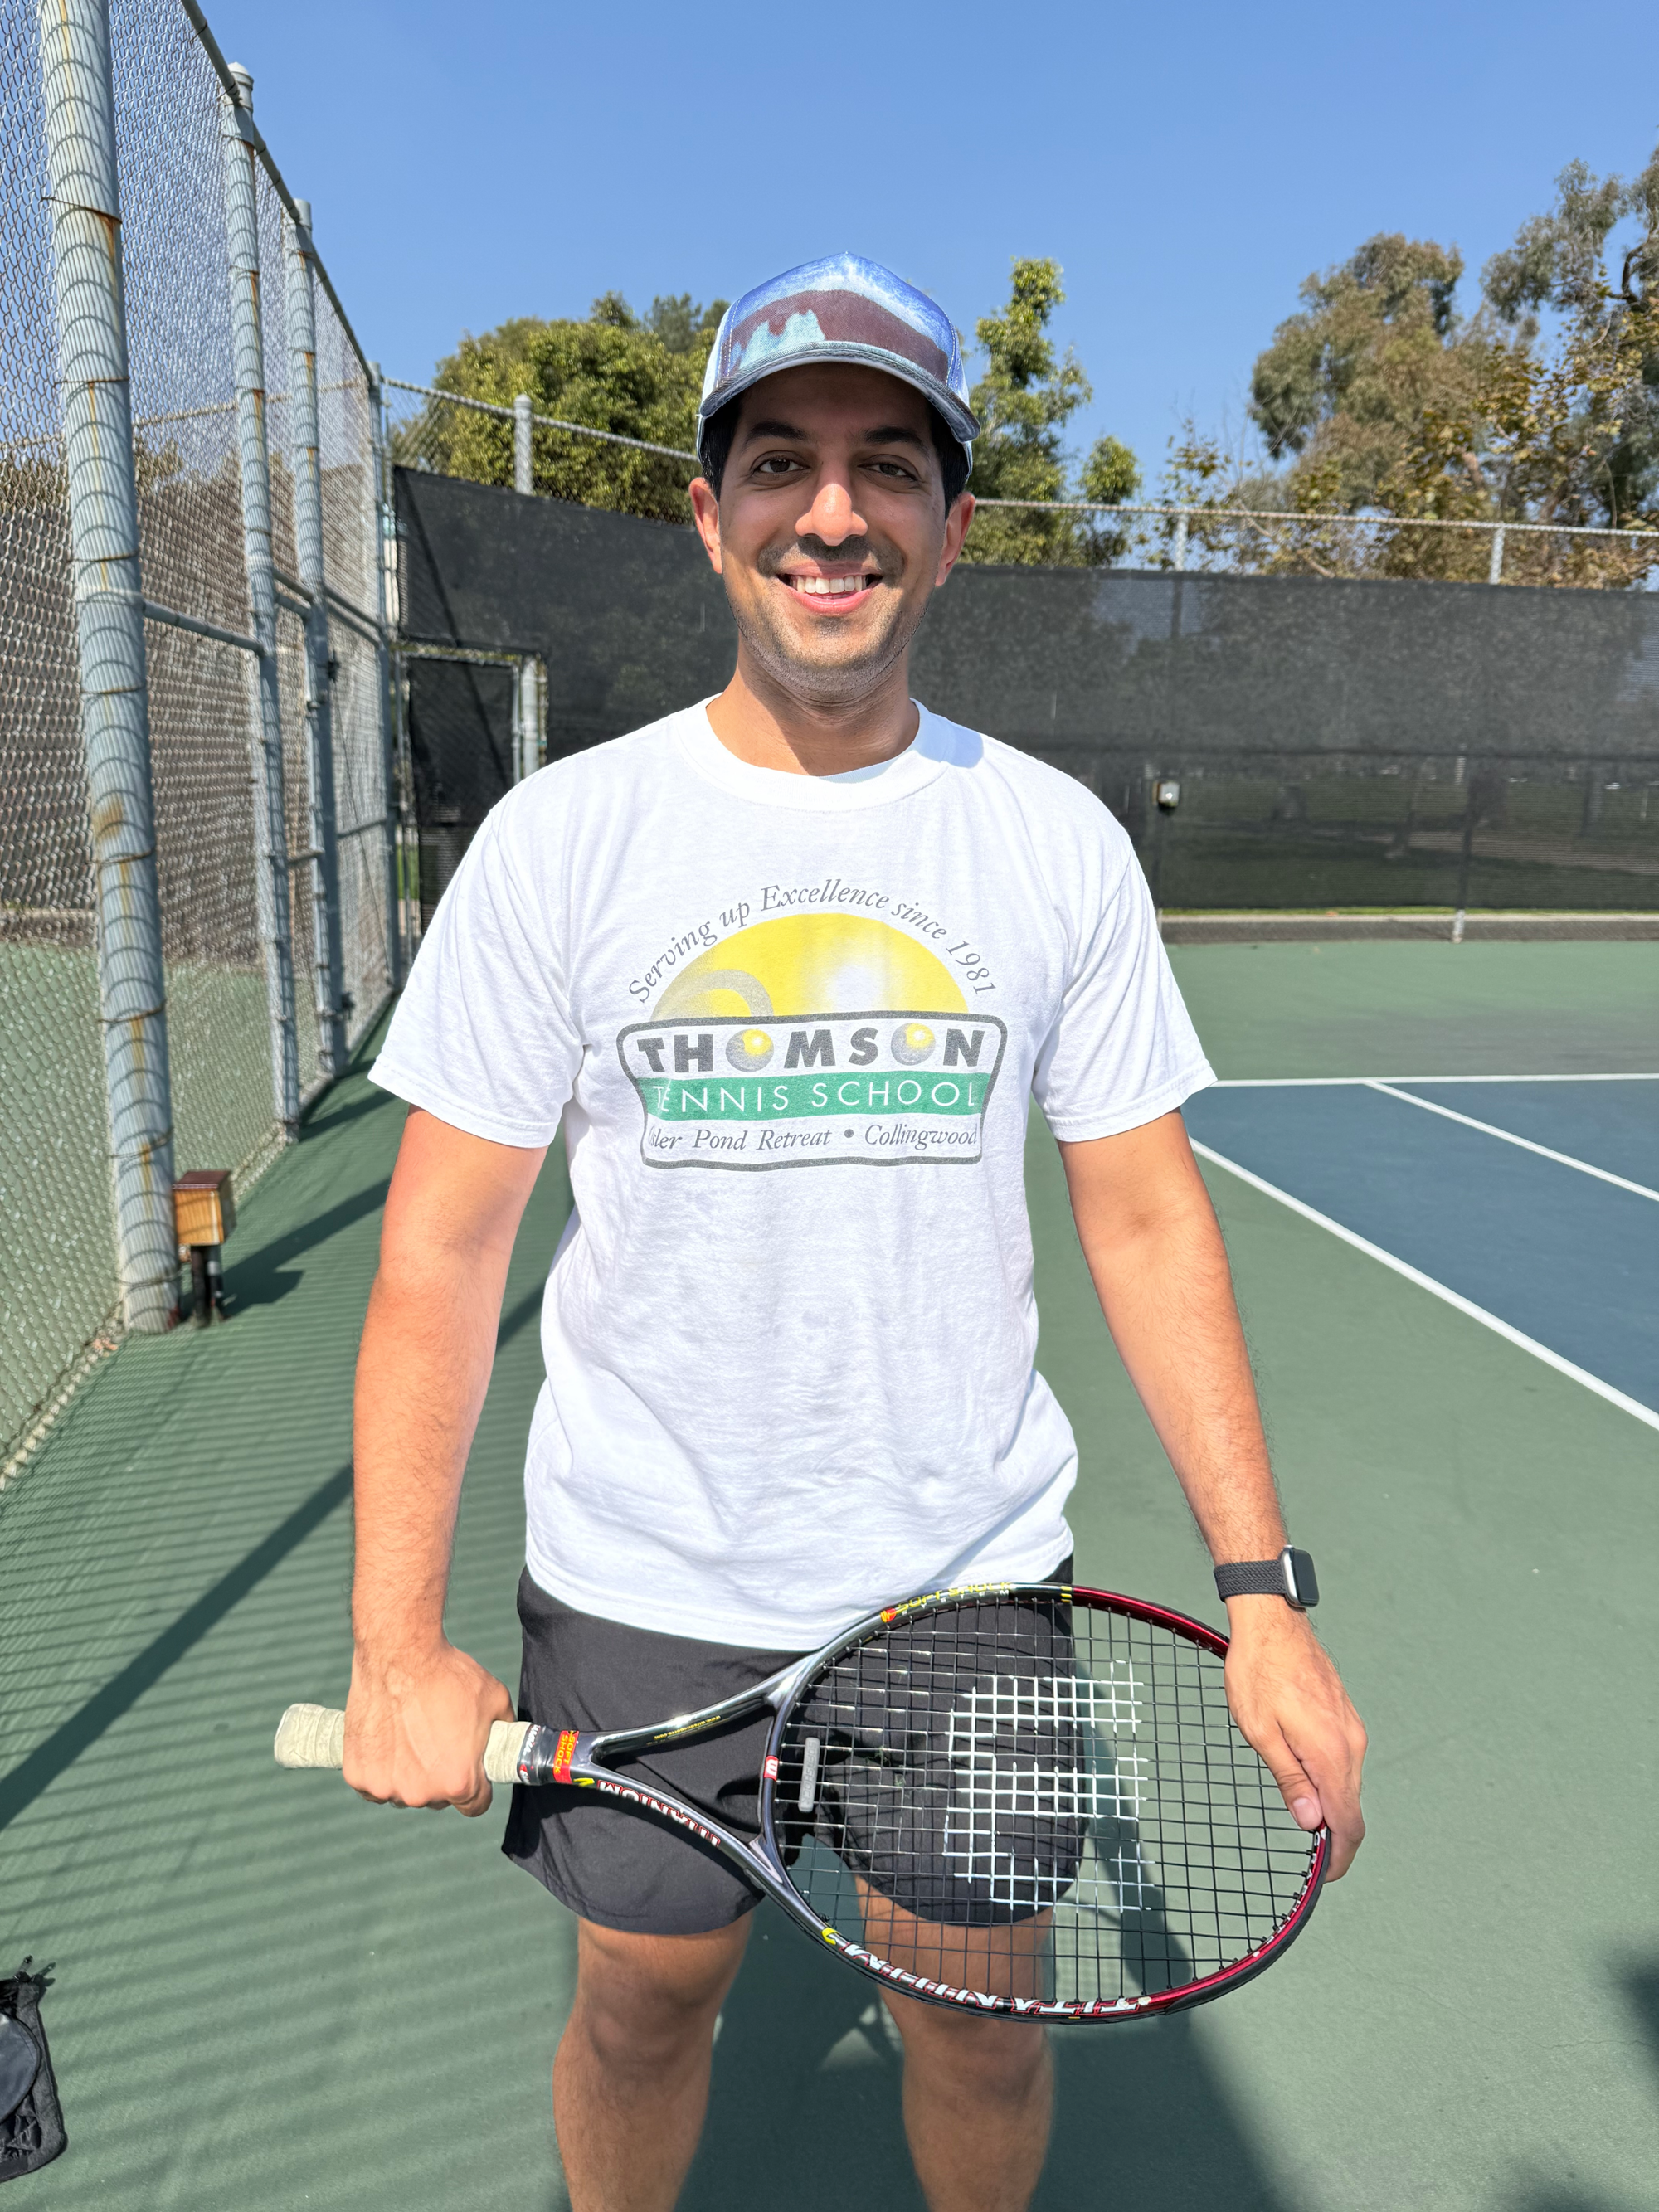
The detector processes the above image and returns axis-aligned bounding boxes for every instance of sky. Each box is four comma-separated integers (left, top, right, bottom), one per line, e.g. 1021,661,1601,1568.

208,0,1659,493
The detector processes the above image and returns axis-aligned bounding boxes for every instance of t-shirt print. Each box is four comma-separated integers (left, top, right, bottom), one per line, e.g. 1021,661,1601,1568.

620,909,1007,1170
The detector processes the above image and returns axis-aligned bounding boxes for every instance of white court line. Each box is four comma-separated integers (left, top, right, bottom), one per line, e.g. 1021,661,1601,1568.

1214,1073,1659,1087
1364,1081,1659,1204
1190,1140,1659,1434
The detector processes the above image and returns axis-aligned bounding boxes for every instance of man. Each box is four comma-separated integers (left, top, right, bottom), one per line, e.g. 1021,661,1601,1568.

348,253,1365,2212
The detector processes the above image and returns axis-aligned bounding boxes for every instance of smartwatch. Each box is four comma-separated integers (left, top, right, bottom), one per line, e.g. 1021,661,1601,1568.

1214,1548,1319,1611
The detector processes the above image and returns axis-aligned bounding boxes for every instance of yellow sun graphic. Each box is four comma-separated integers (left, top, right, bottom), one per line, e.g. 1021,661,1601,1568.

653,914,966,1018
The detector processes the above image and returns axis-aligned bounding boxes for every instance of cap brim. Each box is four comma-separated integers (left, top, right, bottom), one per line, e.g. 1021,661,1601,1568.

697,343,979,465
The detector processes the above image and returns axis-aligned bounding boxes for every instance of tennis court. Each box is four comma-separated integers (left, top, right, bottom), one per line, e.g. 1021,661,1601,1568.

2,940,1656,2210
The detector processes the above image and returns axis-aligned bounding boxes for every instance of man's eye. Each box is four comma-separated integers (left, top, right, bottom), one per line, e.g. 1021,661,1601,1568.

868,460,917,480
754,455,803,476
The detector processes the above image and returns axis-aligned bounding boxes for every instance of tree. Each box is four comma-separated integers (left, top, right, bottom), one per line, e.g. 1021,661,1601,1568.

394,292,726,522
960,259,1141,566
1243,146,1659,585
1248,234,1478,518
1464,151,1659,580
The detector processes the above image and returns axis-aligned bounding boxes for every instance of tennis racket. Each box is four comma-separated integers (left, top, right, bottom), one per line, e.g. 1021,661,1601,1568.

275,1581,1326,2022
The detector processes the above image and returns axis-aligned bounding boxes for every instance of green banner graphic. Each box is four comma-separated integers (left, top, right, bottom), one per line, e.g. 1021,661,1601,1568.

618,1013,1008,1172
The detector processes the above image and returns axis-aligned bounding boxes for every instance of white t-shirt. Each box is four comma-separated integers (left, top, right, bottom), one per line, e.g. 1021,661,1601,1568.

371,703,1214,1646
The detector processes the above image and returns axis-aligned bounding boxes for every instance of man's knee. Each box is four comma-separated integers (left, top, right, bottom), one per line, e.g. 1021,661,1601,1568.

572,1916,750,2070
883,1991,1048,2093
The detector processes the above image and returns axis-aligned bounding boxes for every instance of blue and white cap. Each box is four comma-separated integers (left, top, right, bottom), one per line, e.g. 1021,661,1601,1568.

698,253,978,469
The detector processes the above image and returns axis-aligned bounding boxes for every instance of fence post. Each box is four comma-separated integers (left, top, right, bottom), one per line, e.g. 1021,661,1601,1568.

1487,524,1506,586
367,361,403,989
1172,509,1189,572
221,66,300,1136
36,0,178,1331
284,196,348,1077
514,391,533,496
514,658,541,782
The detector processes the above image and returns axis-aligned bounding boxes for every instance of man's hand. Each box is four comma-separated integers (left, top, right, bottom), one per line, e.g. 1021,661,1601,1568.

343,1641,515,1817
1223,1600,1366,1878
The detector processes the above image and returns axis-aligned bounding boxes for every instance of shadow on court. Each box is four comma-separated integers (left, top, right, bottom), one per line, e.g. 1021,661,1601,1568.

1502,1958,1659,2212
683,1903,1292,2212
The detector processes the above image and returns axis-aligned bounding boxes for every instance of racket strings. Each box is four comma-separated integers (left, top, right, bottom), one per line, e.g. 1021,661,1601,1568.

773,1596,1317,2007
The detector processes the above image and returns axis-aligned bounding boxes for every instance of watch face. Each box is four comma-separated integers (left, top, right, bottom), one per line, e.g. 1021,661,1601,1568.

1285,1548,1319,1609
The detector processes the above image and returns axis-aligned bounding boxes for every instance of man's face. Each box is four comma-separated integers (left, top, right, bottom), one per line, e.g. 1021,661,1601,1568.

689,364,974,706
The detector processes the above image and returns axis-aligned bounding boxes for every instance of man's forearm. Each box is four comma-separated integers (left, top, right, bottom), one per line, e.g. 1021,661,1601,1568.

350,1107,544,1668
351,1250,508,1659
1058,1118,1284,1564
1059,1115,1367,1874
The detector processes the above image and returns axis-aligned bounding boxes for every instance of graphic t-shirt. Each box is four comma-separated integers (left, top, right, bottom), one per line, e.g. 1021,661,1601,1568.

371,704,1214,1646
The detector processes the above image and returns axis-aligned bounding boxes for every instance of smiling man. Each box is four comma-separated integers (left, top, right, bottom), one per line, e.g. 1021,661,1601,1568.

348,254,1366,2211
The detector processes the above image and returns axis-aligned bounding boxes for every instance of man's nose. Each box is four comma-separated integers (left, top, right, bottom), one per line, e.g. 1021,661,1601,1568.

794,477,868,547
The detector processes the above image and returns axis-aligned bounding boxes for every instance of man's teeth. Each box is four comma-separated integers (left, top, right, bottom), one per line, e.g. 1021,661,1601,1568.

787,575,875,596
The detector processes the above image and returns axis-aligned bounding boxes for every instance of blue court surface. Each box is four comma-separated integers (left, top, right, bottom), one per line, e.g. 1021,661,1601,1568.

1183,1076,1659,1426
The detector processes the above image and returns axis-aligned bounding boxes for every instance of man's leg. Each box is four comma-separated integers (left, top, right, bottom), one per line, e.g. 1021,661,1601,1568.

857,1881,1054,2211
884,1991,1053,2212
552,1914,750,2212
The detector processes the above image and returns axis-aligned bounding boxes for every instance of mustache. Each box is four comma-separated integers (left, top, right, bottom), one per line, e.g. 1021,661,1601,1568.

761,533,897,578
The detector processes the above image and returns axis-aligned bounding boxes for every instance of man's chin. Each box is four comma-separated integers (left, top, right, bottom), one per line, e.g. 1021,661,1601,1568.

740,597,913,692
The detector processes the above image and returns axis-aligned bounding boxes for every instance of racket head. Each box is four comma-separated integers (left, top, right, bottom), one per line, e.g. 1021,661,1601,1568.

760,1582,1327,2022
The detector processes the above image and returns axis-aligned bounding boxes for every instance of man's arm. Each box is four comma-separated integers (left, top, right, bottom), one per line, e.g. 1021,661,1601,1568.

1057,1110,1367,1878
345,1106,547,1815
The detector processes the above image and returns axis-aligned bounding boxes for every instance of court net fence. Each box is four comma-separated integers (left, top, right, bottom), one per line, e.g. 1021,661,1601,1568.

392,465,1659,928
2,0,400,1475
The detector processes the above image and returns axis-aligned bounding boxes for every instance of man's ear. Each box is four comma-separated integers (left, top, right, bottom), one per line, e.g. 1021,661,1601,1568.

934,492,975,587
689,477,724,575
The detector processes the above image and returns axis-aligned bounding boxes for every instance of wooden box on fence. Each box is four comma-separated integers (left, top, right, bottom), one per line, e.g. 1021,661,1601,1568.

173,1169,236,1252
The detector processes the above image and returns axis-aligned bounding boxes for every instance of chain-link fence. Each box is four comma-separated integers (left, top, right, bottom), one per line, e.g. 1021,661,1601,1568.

383,377,701,526
2,0,397,1475
972,501,1659,588
377,377,1659,589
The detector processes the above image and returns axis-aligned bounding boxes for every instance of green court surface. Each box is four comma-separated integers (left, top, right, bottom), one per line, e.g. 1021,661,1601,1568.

2,944,1655,2210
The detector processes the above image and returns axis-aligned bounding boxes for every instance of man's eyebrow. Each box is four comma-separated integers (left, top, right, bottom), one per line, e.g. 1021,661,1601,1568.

737,418,809,446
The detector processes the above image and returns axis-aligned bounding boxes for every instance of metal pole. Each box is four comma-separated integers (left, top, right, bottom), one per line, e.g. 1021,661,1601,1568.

512,657,540,783
37,0,177,1331
392,650,418,953
1172,509,1189,572
367,360,402,989
1487,523,1506,586
513,391,533,496
222,66,299,1136
523,658,541,779
285,195,347,1076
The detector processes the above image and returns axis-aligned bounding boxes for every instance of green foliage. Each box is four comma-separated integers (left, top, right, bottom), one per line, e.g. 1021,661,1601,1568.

1248,234,1472,503
1241,145,1659,583
960,258,1141,566
394,291,727,522
399,265,1155,557
1079,435,1140,506
963,258,1087,563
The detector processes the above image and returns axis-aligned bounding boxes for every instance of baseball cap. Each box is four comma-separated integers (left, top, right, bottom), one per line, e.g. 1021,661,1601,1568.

697,252,979,471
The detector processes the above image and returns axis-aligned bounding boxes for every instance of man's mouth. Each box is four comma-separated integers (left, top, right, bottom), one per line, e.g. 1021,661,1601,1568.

776,571,881,604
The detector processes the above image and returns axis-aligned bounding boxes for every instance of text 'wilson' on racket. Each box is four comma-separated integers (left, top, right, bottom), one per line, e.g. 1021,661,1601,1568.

275,1581,1327,2021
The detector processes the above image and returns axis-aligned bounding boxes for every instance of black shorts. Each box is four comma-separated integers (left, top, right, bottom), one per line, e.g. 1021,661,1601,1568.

502,1556,1073,1937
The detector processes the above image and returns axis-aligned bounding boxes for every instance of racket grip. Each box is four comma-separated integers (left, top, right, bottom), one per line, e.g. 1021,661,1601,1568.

273,1704,533,1786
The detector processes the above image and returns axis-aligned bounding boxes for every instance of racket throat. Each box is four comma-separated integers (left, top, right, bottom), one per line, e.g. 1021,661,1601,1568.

517,1724,593,1786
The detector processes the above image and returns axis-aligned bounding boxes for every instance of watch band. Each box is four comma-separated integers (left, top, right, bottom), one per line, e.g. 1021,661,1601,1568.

1214,1548,1318,1609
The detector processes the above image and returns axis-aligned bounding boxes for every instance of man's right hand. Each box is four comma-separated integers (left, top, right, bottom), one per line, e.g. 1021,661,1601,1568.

343,1641,515,1816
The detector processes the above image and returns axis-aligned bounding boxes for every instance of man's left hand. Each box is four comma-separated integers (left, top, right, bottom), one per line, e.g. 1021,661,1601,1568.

1223,1600,1367,1879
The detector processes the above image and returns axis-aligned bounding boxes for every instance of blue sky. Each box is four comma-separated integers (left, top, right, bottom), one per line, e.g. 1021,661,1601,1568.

208,0,1659,493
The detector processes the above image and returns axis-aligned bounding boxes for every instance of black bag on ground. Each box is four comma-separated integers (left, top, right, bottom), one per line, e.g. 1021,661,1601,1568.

0,1962,66,2181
